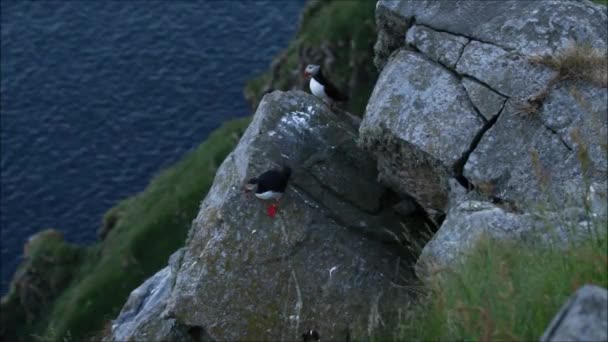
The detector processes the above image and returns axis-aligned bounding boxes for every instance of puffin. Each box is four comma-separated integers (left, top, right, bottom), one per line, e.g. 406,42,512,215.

244,165,292,218
303,64,348,106
302,329,320,342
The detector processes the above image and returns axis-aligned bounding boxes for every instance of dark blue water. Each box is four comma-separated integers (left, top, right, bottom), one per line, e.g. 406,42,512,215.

0,0,305,294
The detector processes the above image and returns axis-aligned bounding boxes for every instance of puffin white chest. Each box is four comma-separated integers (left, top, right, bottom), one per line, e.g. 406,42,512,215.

255,191,283,201
309,77,328,100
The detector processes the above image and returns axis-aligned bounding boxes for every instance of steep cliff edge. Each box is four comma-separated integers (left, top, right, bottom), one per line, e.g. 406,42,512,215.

0,119,251,342
110,1,606,340
5,1,607,341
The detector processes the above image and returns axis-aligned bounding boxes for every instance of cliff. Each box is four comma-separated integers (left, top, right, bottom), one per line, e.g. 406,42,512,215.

108,1,606,340
2,0,607,341
1,118,251,341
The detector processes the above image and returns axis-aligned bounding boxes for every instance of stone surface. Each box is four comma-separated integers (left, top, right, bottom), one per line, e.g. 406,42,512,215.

406,24,469,69
415,201,532,277
456,40,557,99
109,249,198,342
541,285,608,342
374,3,410,70
359,49,484,213
461,77,506,121
416,181,607,278
463,98,606,210
377,0,608,56
539,82,608,175
113,91,427,341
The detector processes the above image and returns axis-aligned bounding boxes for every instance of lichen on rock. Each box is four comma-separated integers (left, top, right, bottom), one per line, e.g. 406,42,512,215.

111,91,430,341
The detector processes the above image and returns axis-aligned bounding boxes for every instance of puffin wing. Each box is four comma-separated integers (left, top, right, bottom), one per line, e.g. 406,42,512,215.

256,169,289,194
324,80,348,102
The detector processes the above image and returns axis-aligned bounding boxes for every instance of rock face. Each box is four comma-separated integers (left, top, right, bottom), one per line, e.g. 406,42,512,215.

110,91,427,341
540,285,608,342
360,49,485,214
108,249,199,342
414,201,531,277
378,0,607,57
362,0,608,274
110,1,608,339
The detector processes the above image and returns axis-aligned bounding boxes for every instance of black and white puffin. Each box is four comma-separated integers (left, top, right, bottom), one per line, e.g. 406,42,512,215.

244,165,292,217
303,64,348,105
302,329,320,342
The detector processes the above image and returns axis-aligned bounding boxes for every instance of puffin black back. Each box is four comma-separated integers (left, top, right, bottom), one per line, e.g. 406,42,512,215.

315,70,348,102
253,165,291,194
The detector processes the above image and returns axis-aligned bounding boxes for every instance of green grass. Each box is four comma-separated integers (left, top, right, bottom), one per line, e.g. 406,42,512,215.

244,0,378,116
1,230,85,342
395,227,608,341
1,117,251,342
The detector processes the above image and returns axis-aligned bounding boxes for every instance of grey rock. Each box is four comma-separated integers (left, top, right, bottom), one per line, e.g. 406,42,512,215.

415,201,533,278
461,77,506,121
406,24,469,69
153,91,423,341
539,82,608,175
109,249,195,342
415,195,607,279
588,182,608,221
456,40,557,99
377,0,607,56
359,49,484,213
463,98,605,211
374,3,410,70
540,285,608,342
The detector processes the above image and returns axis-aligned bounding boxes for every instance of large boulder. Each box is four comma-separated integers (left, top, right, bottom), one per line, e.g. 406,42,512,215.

415,192,608,277
362,0,607,240
359,49,485,215
415,201,532,278
377,0,607,59
107,249,201,342
541,285,608,342
110,91,428,341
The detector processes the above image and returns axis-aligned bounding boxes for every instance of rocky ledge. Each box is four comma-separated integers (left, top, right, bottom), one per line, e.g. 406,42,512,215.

361,0,607,274
108,91,433,341
107,0,607,340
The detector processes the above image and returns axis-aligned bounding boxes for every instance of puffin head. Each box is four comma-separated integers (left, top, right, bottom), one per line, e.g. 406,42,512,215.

244,178,258,192
303,64,320,78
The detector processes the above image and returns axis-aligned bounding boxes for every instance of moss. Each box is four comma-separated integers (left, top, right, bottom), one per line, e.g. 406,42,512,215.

1,230,84,342
1,117,251,342
244,0,378,116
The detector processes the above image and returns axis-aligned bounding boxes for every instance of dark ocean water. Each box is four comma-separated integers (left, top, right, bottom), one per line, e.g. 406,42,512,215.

0,0,305,294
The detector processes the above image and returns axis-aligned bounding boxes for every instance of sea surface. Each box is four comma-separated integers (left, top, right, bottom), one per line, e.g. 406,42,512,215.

0,0,305,294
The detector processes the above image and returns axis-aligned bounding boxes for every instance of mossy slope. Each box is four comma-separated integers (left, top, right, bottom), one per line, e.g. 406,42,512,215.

1,117,251,341
244,0,378,116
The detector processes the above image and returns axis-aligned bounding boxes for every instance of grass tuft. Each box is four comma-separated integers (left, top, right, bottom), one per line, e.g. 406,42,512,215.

395,227,608,341
531,42,608,88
